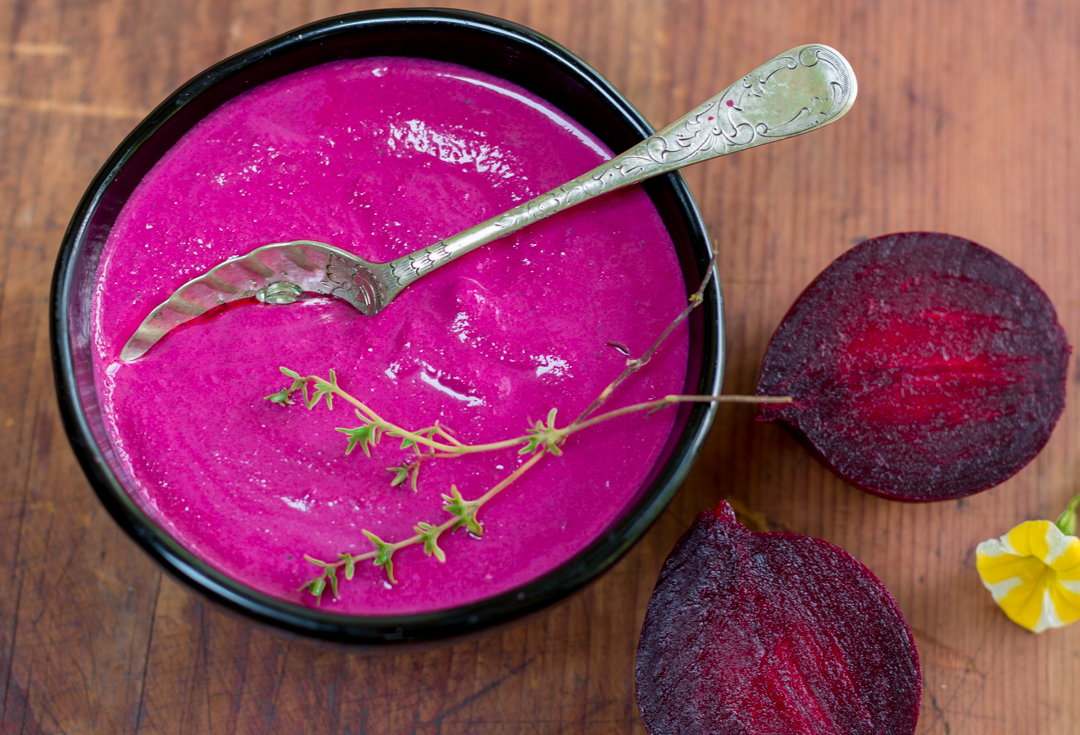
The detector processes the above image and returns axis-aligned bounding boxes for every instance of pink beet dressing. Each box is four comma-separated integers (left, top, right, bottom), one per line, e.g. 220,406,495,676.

91,58,690,615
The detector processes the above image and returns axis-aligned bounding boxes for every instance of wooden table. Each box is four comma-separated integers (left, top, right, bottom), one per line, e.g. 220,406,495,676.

2,0,1077,732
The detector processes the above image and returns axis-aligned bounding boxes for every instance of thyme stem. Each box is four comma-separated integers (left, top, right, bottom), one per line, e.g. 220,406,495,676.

565,394,792,436
572,255,718,425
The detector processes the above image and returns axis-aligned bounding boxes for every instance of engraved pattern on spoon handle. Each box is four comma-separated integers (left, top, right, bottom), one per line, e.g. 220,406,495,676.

387,44,856,291
122,44,858,362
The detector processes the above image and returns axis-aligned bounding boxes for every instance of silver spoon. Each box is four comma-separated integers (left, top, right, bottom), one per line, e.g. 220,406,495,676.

120,44,856,362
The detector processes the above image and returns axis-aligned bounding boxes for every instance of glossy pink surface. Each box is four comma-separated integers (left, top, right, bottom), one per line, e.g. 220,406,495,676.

91,58,689,614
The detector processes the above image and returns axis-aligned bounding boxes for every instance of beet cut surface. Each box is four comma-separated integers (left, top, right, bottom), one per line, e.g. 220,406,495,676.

635,502,921,735
756,232,1070,501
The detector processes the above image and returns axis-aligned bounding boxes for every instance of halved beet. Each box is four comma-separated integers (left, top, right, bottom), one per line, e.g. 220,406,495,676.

635,502,921,735
756,232,1070,501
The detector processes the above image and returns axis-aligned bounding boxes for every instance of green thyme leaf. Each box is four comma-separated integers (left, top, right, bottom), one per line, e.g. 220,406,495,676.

339,553,357,580
302,576,326,602
415,522,447,563
520,408,564,456
301,370,339,410
399,426,437,454
304,554,332,568
321,369,339,410
326,566,339,599
337,422,381,457
265,388,294,406
442,485,483,537
388,465,410,487
267,367,308,405
305,384,326,410
311,384,334,410
362,530,397,584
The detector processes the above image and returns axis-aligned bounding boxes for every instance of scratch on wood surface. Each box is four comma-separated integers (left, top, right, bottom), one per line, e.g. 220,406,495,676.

0,95,148,120
2,674,42,734
911,628,986,678
1,42,70,56
89,565,129,595
225,625,252,735
921,622,1000,734
32,406,53,465
929,694,951,735
133,575,162,734
0,578,35,735
258,638,292,731
2,382,37,726
200,603,213,733
424,657,534,730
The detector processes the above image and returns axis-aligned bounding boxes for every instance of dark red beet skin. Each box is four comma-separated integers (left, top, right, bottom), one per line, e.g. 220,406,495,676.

635,502,921,735
756,232,1070,501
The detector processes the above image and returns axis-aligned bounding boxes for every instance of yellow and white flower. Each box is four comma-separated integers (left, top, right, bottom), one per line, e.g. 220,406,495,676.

976,516,1080,633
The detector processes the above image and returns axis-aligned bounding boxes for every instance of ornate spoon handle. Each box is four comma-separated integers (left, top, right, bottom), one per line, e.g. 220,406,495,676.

385,44,856,294
120,44,856,362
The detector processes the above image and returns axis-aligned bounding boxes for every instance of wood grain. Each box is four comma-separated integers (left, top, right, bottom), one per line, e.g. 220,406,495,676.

2,0,1078,732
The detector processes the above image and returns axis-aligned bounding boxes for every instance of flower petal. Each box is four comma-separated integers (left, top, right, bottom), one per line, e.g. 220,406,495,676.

1005,520,1053,560
977,520,1080,632
1047,581,1080,626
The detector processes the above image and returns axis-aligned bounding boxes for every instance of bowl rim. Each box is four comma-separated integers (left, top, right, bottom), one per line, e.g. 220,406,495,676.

50,7,725,643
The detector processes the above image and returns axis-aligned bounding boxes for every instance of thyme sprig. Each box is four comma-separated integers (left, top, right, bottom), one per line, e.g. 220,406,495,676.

271,370,786,473
269,258,791,603
291,451,549,601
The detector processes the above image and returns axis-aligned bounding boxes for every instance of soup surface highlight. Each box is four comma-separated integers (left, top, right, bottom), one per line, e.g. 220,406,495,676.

92,57,690,615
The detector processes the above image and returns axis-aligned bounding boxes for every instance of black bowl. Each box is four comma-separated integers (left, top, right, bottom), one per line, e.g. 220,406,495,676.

50,8,724,644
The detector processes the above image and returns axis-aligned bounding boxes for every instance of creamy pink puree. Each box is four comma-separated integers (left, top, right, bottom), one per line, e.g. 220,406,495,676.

92,58,689,615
